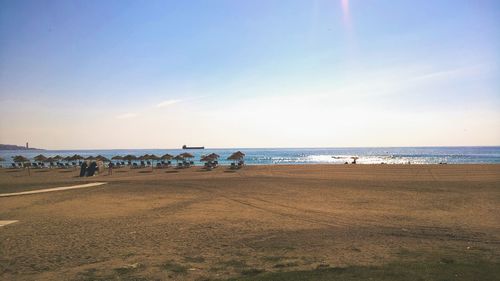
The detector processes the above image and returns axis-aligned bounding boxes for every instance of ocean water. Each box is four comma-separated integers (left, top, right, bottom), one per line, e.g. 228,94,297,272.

1,147,499,165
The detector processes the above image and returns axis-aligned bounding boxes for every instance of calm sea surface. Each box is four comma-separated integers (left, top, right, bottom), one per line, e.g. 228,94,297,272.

1,147,499,165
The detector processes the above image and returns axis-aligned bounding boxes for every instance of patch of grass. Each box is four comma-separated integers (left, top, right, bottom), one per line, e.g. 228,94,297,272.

114,263,144,275
162,261,188,274
262,256,285,262
240,268,264,276
273,262,299,268
228,258,500,281
184,256,206,263
220,259,247,269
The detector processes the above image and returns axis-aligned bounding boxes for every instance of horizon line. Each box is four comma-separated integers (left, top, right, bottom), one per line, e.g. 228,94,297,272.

2,145,500,151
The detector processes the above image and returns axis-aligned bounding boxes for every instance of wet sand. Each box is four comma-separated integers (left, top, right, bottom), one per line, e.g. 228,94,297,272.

0,164,499,280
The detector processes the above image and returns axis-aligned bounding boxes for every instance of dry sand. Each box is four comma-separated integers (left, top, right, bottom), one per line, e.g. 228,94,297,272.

0,164,499,280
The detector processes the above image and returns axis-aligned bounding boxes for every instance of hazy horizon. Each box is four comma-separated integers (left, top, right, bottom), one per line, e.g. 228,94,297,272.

1,0,499,149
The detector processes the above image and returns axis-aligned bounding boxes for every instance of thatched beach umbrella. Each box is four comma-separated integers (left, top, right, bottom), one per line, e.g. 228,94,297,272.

208,153,220,159
13,155,31,174
180,152,194,159
173,155,184,164
71,154,84,161
13,155,29,163
228,151,245,160
200,155,214,162
148,154,160,161
112,155,123,161
233,151,246,157
123,155,137,161
85,156,96,161
52,155,63,161
227,154,242,161
161,153,173,160
96,155,110,162
34,154,48,162
147,154,160,169
68,155,84,166
228,151,245,167
122,155,137,167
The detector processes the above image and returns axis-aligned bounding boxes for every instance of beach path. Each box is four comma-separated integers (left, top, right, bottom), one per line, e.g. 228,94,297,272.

0,220,18,227
0,182,106,197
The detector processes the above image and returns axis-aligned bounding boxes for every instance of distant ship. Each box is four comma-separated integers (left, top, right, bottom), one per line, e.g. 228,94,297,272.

182,145,204,150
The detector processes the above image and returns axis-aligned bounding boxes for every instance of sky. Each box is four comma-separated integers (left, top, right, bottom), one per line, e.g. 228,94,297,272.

0,0,499,149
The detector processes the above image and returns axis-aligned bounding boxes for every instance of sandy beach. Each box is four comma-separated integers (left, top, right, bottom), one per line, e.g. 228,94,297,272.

0,164,499,280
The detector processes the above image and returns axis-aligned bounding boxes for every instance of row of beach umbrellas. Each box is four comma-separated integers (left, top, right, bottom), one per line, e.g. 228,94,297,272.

2,151,246,164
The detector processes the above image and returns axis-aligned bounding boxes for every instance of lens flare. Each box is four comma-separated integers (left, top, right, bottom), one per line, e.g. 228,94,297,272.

341,0,350,26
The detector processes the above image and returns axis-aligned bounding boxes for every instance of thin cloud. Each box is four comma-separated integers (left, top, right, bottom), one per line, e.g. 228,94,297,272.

115,113,138,119
156,99,181,108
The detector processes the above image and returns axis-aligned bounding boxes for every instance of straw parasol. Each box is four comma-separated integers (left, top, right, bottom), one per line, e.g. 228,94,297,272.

208,153,220,159
12,155,31,174
227,154,242,161
112,155,123,160
138,154,149,161
146,154,160,169
12,155,29,163
161,153,173,160
85,156,96,161
123,155,137,161
52,155,63,161
233,151,246,157
148,154,161,161
34,154,48,162
228,151,245,160
173,155,184,163
96,155,110,162
200,155,215,162
71,154,84,161
180,152,194,159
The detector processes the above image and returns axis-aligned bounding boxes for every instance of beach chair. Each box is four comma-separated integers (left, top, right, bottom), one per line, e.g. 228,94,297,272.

11,163,17,169
32,163,38,168
230,162,237,169
132,163,138,169
140,161,146,168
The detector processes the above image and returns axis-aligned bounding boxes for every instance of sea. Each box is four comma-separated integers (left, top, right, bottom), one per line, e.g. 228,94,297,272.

1,147,500,165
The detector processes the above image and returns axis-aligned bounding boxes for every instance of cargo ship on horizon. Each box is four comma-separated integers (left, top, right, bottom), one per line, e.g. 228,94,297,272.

182,145,205,150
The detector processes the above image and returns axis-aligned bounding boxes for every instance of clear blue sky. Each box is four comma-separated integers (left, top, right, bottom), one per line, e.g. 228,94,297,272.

1,0,499,149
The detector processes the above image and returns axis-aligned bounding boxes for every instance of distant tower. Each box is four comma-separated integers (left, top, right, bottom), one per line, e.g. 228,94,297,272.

26,142,29,149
